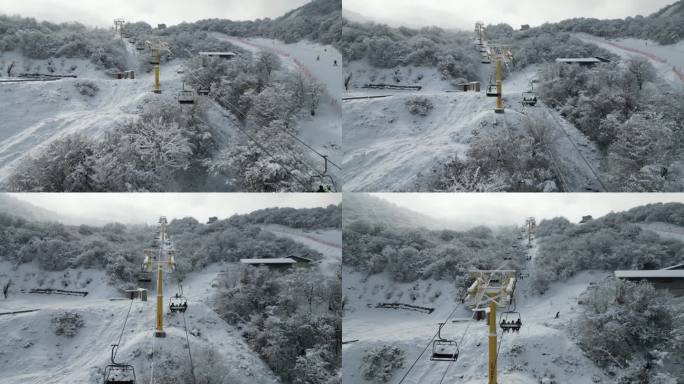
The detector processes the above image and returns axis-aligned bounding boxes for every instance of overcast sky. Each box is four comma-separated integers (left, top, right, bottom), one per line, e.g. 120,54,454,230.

372,193,684,227
0,0,309,27
11,193,340,225
344,0,674,30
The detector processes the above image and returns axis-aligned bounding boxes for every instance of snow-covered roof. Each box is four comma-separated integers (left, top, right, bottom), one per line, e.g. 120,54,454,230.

555,58,602,63
199,51,236,57
240,258,297,265
615,270,684,279
663,263,684,270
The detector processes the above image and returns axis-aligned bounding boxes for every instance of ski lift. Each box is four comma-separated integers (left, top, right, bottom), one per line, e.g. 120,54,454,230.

169,283,188,313
137,268,151,283
431,323,459,361
499,311,522,332
104,344,136,384
197,86,210,96
486,83,499,97
169,294,188,313
311,155,337,192
521,91,537,106
177,81,195,105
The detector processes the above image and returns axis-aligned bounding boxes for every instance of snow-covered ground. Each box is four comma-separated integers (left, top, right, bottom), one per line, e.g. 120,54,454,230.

345,61,456,93
343,240,611,384
0,261,279,384
575,33,684,89
0,50,196,184
261,224,341,277
343,91,494,191
639,221,684,243
342,54,608,192
213,34,343,183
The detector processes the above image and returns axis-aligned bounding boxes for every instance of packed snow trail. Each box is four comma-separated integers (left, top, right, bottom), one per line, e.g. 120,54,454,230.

575,33,684,88
261,224,341,277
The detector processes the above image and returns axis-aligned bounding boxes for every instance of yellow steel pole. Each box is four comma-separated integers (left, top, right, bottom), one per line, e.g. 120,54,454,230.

153,49,161,94
528,220,532,245
495,59,504,114
488,298,498,384
154,264,165,337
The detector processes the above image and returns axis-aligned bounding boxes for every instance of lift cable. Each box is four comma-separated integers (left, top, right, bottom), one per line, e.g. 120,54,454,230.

396,304,461,384
200,76,339,170
195,111,311,191
149,327,156,384
112,298,135,360
438,319,474,384
213,96,339,173
210,97,326,179
181,312,197,384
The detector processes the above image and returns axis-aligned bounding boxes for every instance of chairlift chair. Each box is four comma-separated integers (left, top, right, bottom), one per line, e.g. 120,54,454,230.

486,84,499,97
431,323,459,362
104,344,136,384
521,91,537,106
311,155,337,192
169,294,188,313
499,311,523,332
177,81,196,105
137,270,151,283
197,86,210,96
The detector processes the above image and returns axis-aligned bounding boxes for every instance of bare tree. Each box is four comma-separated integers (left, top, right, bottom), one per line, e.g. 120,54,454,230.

627,57,656,91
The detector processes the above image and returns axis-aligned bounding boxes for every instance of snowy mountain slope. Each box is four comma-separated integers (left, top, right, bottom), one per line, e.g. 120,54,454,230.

212,33,343,176
0,194,63,222
575,33,684,88
343,257,611,384
342,91,492,191
638,221,684,242
261,224,341,277
0,262,279,384
0,53,193,184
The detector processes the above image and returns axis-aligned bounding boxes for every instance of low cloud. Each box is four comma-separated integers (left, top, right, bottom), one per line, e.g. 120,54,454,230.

344,0,673,30
0,0,309,27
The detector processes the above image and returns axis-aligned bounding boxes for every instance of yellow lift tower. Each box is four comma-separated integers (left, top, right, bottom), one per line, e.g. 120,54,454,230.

525,217,536,246
142,216,176,337
487,43,513,114
113,19,126,39
465,270,517,384
145,41,171,94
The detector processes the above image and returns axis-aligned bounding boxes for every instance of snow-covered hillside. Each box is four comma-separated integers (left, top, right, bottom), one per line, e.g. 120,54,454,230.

213,34,343,178
0,49,194,183
261,224,341,276
575,33,684,88
343,264,610,384
0,261,279,384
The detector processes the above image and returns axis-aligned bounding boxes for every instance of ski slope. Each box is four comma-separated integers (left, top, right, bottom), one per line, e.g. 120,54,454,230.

342,91,493,191
212,34,343,184
0,261,279,384
342,236,610,384
261,224,342,277
575,33,684,89
0,49,201,185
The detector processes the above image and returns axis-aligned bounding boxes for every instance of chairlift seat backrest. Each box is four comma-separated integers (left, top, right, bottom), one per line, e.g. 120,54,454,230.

431,339,459,361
